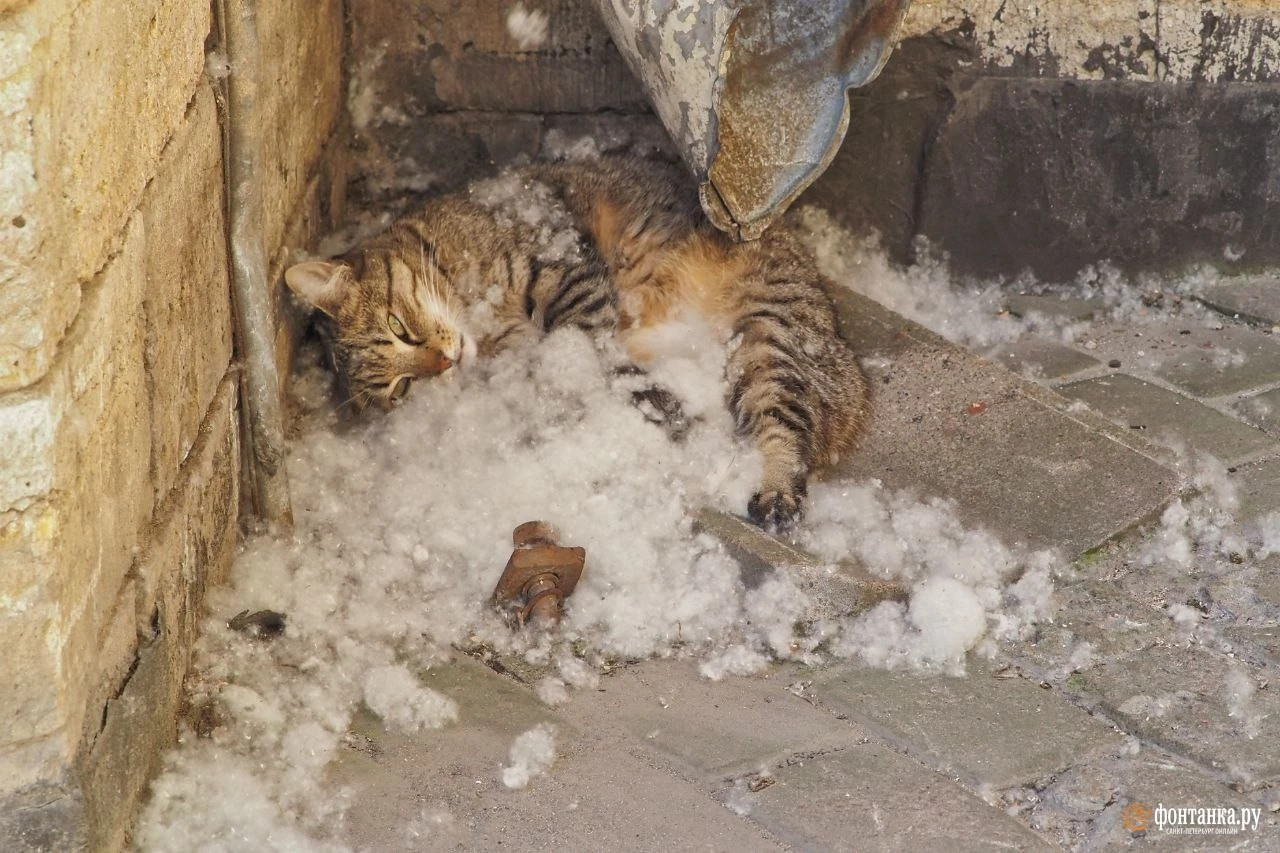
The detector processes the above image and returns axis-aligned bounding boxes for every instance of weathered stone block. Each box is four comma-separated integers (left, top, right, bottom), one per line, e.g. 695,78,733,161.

348,0,644,117
576,660,855,781
807,661,1127,791
832,292,1178,555
1153,324,1280,398
0,218,151,764
1058,374,1274,463
0,776,87,853
257,0,345,259
1081,645,1280,787
1233,384,1280,438
902,1,1279,83
988,339,1100,381
798,35,970,264
0,600,61,762
141,84,232,505
133,376,240,651
917,78,1280,281
1197,275,1280,328
732,740,1055,851
0,0,210,392
81,375,239,853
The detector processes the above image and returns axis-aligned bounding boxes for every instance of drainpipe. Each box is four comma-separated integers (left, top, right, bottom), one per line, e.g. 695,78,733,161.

592,0,912,241
214,0,293,526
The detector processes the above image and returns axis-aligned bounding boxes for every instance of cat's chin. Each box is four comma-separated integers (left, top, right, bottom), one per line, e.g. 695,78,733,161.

458,333,478,368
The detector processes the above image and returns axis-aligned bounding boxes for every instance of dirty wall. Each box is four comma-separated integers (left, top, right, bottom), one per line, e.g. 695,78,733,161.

0,0,344,848
349,0,1280,280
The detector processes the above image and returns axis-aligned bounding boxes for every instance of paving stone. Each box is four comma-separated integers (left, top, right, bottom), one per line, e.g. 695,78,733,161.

1097,754,1279,850
1223,623,1280,671
695,509,907,621
1079,645,1280,787
732,741,1055,852
1235,386,1280,438
804,662,1126,790
1034,748,1278,850
1196,276,1280,328
1018,580,1166,678
333,656,784,851
987,338,1101,380
1153,325,1280,398
567,660,858,781
1233,457,1280,521
835,315,1178,555
1058,374,1274,463
1003,293,1106,323
415,655,563,741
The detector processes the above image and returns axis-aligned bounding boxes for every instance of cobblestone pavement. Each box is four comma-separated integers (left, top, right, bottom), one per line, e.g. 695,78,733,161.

336,277,1280,851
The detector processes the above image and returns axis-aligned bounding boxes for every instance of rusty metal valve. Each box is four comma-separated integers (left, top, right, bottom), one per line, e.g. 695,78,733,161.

490,521,586,629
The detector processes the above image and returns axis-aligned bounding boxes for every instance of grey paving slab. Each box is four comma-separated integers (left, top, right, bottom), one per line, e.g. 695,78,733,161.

1078,645,1280,787
1235,386,1280,437
731,741,1055,852
987,338,1101,380
1025,748,1278,850
835,329,1178,556
695,509,907,620
567,660,860,781
1058,374,1275,463
1234,457,1280,521
1100,754,1280,850
823,280,932,358
1017,579,1166,677
1004,293,1106,323
418,653,563,738
803,662,1126,791
1153,324,1280,398
1224,623,1280,671
1196,276,1280,328
333,656,784,852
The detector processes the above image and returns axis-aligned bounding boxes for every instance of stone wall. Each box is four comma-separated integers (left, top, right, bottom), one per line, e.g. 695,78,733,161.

0,0,345,848
349,0,1280,281
806,0,1280,279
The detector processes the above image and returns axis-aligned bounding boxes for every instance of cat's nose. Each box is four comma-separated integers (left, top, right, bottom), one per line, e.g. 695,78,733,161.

413,348,453,377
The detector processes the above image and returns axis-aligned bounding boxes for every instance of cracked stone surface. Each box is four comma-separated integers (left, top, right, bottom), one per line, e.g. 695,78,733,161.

1058,374,1275,463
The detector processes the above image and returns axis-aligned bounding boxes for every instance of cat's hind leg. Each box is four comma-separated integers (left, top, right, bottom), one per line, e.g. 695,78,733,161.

727,322,817,532
725,283,869,534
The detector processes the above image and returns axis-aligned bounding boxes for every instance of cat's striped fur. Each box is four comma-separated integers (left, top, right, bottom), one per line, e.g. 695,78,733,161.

286,157,868,531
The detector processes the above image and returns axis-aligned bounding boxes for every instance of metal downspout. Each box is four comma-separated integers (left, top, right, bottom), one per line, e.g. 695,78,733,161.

214,0,293,526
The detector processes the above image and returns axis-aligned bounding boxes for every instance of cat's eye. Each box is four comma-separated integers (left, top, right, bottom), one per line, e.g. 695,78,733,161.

388,314,412,343
389,376,411,401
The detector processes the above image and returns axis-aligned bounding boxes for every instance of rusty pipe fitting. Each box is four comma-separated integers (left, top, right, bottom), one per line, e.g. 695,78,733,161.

491,522,586,629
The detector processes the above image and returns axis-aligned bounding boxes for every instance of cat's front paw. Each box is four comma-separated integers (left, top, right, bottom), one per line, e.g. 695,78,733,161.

747,486,805,534
631,386,691,441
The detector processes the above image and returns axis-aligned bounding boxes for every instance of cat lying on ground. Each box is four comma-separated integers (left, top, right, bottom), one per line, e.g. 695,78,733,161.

285,156,868,532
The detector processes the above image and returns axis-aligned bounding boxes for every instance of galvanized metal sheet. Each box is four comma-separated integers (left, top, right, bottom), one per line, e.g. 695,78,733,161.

592,0,911,240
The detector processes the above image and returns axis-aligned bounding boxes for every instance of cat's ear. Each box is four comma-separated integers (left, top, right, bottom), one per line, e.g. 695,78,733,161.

285,260,346,317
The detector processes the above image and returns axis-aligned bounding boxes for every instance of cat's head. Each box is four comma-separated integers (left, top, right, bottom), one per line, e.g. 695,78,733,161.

285,235,474,412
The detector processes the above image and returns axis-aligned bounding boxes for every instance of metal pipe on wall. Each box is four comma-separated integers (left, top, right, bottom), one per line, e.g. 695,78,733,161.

215,0,293,526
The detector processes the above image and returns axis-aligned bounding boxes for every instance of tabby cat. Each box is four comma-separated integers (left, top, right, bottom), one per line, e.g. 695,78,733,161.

285,157,868,532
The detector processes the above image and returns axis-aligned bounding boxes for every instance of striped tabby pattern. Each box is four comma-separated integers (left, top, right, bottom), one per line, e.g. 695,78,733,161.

285,157,868,531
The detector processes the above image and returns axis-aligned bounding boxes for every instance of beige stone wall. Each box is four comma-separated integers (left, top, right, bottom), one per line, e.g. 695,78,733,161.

903,0,1280,81
0,0,345,847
